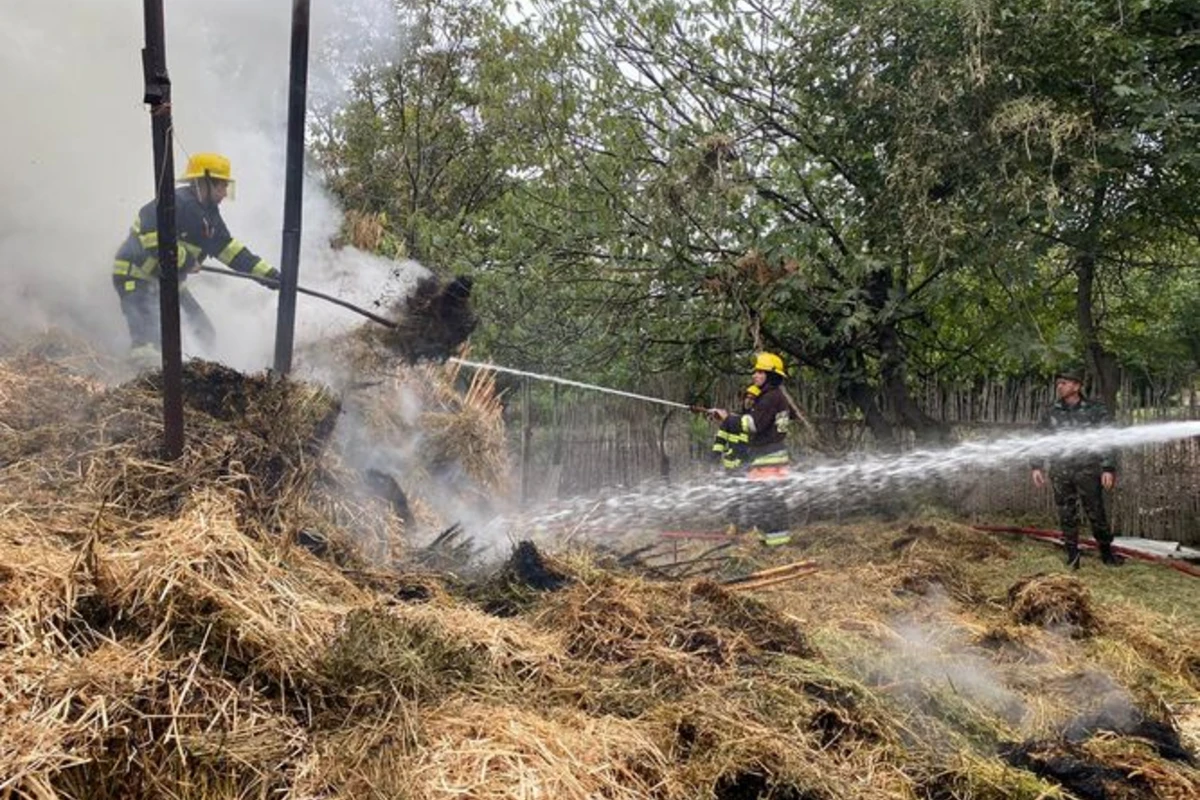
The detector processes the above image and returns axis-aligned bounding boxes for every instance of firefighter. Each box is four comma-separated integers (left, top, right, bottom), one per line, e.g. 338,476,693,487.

710,384,761,471
710,352,793,545
111,152,279,367
1029,365,1119,569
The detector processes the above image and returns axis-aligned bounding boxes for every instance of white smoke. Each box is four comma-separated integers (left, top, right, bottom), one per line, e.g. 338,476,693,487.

0,1,515,564
0,0,423,372
886,599,1027,727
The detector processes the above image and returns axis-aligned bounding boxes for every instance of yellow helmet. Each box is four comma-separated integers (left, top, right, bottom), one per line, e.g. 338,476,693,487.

180,152,234,183
752,351,786,377
745,385,762,398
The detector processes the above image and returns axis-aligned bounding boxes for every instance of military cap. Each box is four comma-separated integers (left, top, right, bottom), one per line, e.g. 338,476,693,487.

1054,364,1085,383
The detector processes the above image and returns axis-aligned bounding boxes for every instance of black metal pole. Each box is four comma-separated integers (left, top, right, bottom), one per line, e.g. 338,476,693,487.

273,0,311,375
142,0,184,459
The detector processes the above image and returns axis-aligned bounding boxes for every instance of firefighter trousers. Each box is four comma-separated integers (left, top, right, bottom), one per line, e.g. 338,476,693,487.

113,277,214,350
742,463,791,541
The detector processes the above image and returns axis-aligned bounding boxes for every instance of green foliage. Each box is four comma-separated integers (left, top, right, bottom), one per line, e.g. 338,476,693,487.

319,0,1200,430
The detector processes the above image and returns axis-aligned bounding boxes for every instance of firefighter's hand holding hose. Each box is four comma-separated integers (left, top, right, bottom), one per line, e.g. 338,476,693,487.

707,408,730,422
258,266,281,289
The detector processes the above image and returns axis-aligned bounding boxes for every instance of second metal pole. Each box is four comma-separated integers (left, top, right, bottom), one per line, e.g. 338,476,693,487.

273,0,311,375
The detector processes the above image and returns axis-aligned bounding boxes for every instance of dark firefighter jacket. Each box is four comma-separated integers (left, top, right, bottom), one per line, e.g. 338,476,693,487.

736,385,790,466
1029,397,1116,474
113,185,274,289
711,415,751,470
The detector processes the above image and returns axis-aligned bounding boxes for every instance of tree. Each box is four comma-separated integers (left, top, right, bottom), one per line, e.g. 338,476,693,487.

311,0,537,268
321,0,1200,434
922,0,1200,407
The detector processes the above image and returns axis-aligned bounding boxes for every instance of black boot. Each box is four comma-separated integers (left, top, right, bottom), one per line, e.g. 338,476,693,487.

1064,543,1081,570
1099,543,1124,567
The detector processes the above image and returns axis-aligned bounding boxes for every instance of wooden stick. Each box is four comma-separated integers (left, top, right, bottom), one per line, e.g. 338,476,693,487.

726,567,820,592
722,559,818,585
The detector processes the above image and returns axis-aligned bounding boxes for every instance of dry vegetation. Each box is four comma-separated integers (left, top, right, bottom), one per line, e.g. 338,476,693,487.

1,341,1198,799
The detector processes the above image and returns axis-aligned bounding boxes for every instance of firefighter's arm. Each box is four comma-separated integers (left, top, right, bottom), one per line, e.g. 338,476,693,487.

740,395,778,435
209,214,278,281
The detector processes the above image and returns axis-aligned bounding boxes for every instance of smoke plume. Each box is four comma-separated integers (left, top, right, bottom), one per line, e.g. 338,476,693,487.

0,0,422,371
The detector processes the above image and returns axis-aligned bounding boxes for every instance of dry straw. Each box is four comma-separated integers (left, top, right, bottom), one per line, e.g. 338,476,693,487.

1,342,1198,800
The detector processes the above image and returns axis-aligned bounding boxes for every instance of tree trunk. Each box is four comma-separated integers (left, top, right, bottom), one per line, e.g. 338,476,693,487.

847,378,896,447
1073,182,1119,410
1074,252,1119,409
879,322,952,444
863,262,951,445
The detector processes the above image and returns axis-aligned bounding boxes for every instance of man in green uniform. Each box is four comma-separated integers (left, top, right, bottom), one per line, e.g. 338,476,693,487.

111,152,279,367
1030,366,1119,569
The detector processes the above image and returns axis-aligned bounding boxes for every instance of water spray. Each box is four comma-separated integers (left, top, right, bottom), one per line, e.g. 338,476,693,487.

447,357,1200,553
503,420,1200,543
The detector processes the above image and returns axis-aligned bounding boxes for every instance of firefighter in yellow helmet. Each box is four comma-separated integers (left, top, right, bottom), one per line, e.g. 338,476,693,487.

111,153,279,367
710,352,793,545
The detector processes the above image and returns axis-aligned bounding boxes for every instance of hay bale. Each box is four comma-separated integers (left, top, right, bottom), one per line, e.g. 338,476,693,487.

689,579,813,658
309,345,513,530
404,359,511,495
0,522,80,652
0,356,102,432
0,359,345,538
320,607,484,703
1007,574,1096,635
1,633,308,798
648,697,847,799
402,700,669,800
0,355,103,467
94,492,370,683
378,275,477,363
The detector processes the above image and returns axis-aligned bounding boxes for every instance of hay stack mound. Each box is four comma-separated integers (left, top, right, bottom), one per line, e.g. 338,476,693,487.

2,348,1199,800
382,274,477,362
1007,573,1097,634
309,332,512,531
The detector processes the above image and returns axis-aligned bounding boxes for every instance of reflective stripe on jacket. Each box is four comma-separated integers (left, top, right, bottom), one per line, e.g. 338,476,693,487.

112,185,272,284
712,423,752,470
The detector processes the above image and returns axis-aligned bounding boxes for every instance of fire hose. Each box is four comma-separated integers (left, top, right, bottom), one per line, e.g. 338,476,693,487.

198,266,399,329
972,524,1200,579
203,266,791,424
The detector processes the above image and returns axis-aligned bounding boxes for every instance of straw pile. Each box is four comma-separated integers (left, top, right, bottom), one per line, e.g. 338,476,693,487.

378,274,477,363
1,346,1198,799
308,334,513,534
1006,573,1097,634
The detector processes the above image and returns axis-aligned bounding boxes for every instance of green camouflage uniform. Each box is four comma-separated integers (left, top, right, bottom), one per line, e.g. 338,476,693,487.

1031,397,1116,548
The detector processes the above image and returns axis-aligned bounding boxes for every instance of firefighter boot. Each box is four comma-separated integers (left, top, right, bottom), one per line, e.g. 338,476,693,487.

129,343,162,372
1064,543,1081,570
1099,543,1124,567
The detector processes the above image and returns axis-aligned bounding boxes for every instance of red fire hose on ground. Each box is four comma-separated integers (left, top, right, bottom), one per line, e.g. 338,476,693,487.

971,524,1200,579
